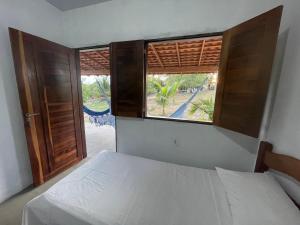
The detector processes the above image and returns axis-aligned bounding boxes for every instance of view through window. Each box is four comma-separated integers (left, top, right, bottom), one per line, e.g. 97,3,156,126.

146,37,222,122
80,48,116,156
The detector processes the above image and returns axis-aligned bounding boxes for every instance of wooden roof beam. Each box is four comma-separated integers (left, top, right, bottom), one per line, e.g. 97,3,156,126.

175,42,181,67
95,51,109,63
80,60,98,71
150,44,164,68
81,69,110,76
198,40,206,66
81,53,108,70
148,65,218,74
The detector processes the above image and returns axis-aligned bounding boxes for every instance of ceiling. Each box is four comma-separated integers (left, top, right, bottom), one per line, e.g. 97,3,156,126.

45,0,111,11
80,36,223,75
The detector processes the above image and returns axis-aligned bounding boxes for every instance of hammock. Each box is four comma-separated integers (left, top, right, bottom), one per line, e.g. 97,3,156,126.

170,78,208,118
170,87,202,119
83,105,110,116
83,105,115,127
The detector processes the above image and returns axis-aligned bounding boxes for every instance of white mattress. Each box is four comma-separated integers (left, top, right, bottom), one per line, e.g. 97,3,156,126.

23,151,233,225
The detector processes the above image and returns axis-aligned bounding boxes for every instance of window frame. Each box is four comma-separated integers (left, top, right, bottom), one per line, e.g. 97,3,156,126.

144,31,223,125
76,32,224,126
84,6,282,137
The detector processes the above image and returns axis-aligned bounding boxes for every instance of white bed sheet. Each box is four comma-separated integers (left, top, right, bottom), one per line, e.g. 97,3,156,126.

22,151,232,225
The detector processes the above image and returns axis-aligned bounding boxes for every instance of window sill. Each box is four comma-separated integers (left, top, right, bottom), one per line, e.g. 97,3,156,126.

144,116,213,125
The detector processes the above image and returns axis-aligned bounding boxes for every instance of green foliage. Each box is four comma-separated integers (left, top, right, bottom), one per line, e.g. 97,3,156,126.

190,97,215,121
95,77,111,103
150,79,180,115
147,74,208,95
147,74,209,115
82,82,100,103
81,76,111,111
147,76,163,95
84,99,109,111
166,74,207,90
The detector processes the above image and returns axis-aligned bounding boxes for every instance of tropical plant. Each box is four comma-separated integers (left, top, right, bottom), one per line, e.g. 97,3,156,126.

189,97,215,121
166,74,207,91
82,82,100,103
95,76,111,104
150,80,180,115
147,76,163,95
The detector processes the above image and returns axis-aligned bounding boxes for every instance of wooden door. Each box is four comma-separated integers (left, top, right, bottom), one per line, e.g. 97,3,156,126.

213,6,283,138
9,28,86,186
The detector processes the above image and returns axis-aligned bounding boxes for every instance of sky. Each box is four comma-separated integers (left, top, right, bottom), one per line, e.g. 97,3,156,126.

81,75,107,84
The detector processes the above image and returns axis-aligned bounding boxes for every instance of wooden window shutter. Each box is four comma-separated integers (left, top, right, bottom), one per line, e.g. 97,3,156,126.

213,6,283,138
110,40,145,117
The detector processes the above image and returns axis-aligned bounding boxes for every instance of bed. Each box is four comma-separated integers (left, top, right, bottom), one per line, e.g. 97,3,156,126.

22,141,300,225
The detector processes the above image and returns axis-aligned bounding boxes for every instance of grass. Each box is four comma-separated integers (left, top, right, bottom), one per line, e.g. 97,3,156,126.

147,92,191,117
83,90,216,123
84,99,109,111
146,90,216,122
184,90,216,122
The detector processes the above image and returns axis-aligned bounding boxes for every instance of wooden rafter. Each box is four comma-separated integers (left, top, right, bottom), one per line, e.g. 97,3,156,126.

95,51,109,63
80,37,222,75
148,65,218,74
81,53,108,69
175,43,181,67
81,69,110,75
150,44,164,68
198,40,206,66
80,60,98,71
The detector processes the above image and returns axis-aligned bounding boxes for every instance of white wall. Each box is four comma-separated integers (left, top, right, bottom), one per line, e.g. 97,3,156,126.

266,1,300,159
62,0,297,171
0,0,63,203
63,0,287,48
116,118,257,171
2,0,300,203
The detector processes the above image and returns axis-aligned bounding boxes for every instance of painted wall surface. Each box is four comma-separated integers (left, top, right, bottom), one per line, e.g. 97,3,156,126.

266,1,300,159
0,0,63,203
1,0,300,203
62,0,297,170
116,118,257,171
63,0,288,48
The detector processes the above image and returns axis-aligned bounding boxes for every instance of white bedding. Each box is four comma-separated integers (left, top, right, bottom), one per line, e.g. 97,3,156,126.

23,151,232,225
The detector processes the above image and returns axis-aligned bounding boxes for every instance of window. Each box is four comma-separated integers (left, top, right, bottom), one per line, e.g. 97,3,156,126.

146,37,222,123
110,6,283,138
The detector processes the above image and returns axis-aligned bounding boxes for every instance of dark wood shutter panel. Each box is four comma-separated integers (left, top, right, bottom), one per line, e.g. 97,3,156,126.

213,6,283,138
110,40,145,117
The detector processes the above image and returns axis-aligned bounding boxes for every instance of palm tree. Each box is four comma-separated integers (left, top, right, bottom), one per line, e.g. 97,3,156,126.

189,97,215,121
147,76,163,95
151,80,180,115
95,77,111,104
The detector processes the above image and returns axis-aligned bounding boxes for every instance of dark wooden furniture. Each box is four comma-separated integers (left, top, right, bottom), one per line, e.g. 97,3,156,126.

255,141,300,182
9,28,86,186
213,6,283,138
255,141,300,209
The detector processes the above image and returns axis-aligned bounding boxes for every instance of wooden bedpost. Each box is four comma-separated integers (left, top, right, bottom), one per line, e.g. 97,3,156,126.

255,141,273,172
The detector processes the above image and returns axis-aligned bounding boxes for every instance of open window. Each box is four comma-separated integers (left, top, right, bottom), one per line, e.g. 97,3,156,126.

110,6,283,138
146,36,222,123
